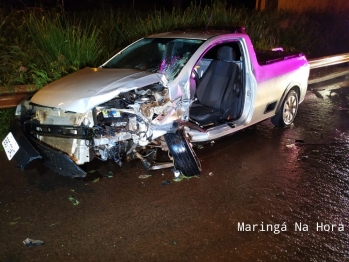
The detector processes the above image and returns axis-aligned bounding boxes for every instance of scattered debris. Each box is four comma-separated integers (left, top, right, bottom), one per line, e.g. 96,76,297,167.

197,145,204,149
173,177,182,182
173,174,198,182
23,238,44,246
68,195,80,205
312,150,320,153
139,174,152,179
329,88,349,97
10,221,30,226
208,172,214,176
311,89,323,99
286,144,295,148
92,178,100,183
10,217,20,225
106,171,114,178
173,170,181,178
161,180,171,186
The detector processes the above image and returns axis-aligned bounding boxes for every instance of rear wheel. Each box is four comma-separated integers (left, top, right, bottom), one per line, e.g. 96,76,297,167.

164,129,201,177
272,89,299,127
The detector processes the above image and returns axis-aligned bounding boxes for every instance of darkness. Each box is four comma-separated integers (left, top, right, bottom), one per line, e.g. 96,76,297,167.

1,0,256,11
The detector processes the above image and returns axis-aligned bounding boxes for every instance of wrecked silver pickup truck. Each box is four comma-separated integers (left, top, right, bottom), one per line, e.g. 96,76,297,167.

2,27,309,178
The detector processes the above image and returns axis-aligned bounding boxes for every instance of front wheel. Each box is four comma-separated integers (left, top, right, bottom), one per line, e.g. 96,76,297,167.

271,89,299,127
164,129,201,177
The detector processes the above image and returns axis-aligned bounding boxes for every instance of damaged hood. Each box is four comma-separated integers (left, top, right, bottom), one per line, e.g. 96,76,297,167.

30,67,165,113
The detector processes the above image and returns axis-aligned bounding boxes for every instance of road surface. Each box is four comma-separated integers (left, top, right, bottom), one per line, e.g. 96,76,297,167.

1,73,349,261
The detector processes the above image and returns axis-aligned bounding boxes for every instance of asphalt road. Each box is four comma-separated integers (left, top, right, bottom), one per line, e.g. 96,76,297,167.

1,72,349,261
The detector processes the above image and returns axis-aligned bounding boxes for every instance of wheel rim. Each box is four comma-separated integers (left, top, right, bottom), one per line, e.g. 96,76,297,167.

283,94,298,125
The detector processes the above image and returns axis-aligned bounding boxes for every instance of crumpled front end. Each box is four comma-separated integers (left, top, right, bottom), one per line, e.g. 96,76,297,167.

14,81,193,177
10,119,88,178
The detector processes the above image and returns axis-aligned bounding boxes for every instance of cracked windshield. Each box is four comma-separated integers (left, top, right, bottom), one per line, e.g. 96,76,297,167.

103,38,203,81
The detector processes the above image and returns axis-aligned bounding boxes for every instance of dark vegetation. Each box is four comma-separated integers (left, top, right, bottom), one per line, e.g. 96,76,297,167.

1,0,349,142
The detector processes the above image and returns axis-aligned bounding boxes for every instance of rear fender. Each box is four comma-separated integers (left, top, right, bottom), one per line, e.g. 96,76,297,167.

275,84,300,114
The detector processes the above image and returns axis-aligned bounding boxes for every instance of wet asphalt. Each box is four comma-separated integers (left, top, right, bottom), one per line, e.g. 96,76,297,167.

1,73,349,261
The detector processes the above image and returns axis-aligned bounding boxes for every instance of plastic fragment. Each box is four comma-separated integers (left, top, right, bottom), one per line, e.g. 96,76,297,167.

173,174,198,182
173,177,181,182
92,178,100,183
107,171,113,177
173,170,181,178
23,238,44,246
161,180,171,186
209,172,214,176
286,144,295,148
139,174,152,179
68,195,80,205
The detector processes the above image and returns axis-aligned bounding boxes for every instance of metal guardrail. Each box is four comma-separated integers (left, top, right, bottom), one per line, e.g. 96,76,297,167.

0,85,36,109
1,53,349,109
308,52,349,69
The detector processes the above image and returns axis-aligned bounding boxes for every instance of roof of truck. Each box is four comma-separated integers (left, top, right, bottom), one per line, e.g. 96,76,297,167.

147,27,246,40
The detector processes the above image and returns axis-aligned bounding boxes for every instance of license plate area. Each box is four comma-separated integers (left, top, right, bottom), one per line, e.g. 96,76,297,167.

2,132,19,160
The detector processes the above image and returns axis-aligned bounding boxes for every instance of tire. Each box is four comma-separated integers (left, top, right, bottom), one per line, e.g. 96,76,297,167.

271,89,299,127
164,129,201,177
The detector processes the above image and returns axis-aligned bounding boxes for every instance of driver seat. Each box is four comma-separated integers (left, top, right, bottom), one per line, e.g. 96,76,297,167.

189,46,239,126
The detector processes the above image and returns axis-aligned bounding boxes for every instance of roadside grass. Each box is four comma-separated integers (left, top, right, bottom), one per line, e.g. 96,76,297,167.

27,12,104,71
0,1,349,150
0,109,15,147
0,3,323,90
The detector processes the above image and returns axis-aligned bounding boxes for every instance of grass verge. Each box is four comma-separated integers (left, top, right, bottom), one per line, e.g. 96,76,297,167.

0,108,15,149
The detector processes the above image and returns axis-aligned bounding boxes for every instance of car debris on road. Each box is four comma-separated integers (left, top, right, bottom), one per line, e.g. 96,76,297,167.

23,238,44,246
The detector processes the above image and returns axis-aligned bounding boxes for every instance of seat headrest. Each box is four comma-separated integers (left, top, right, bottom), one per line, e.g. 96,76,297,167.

217,46,236,62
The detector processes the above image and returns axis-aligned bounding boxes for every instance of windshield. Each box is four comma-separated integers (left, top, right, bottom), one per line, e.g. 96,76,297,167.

102,38,204,81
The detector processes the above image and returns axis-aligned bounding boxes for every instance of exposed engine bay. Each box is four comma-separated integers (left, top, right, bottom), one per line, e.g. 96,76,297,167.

18,83,192,176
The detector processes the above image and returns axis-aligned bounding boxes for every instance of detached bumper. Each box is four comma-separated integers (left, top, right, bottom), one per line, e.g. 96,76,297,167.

10,120,87,178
